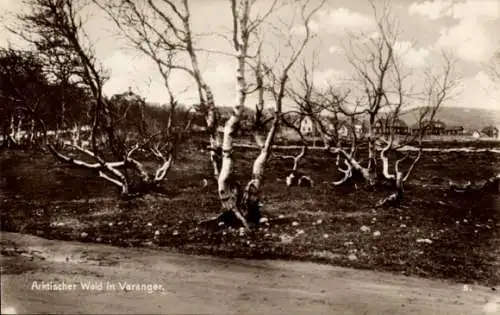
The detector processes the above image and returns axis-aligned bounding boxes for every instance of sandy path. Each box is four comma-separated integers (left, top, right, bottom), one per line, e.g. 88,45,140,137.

1,232,498,314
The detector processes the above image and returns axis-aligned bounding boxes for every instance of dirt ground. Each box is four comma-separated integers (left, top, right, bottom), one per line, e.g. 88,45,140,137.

1,232,499,315
1,142,500,287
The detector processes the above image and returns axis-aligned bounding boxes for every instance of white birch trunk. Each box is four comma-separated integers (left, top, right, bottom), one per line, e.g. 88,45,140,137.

217,0,250,228
242,114,279,224
9,115,15,141
182,11,222,180
7,114,18,147
72,123,80,146
204,88,222,179
55,124,61,142
212,0,324,228
15,115,22,142
29,119,36,143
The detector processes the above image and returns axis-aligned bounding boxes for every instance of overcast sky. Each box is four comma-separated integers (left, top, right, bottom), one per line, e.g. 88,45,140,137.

1,0,499,112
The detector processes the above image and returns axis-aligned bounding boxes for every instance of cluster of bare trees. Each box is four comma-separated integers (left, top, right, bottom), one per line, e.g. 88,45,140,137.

2,0,326,228
4,0,495,229
93,0,327,228
5,0,202,197
279,2,462,206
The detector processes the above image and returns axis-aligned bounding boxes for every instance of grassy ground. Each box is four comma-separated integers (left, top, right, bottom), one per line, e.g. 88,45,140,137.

1,141,499,286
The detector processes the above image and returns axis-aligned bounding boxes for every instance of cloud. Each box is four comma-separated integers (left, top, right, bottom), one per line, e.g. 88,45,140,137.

458,71,500,110
203,61,235,86
290,20,320,36
436,19,497,63
0,0,22,17
102,50,202,104
394,41,431,68
298,8,375,36
409,0,499,20
102,51,155,97
0,0,31,49
328,45,343,54
408,0,453,20
323,8,374,31
352,31,381,45
202,60,236,106
313,68,346,89
474,71,500,101
446,0,499,20
409,0,500,63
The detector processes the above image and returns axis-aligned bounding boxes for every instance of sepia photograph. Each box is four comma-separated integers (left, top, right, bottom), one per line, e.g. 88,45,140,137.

0,0,499,313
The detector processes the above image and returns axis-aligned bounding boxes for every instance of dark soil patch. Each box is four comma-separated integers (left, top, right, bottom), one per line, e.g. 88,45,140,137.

1,145,499,286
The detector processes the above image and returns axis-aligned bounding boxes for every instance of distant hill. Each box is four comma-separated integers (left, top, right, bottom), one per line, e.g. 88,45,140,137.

209,105,500,131
400,106,500,130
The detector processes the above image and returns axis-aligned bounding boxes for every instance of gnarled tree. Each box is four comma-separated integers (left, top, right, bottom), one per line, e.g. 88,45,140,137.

376,52,458,206
95,0,223,182
288,1,460,203
341,1,459,204
216,0,325,229
0,48,55,150
11,0,191,197
98,0,325,228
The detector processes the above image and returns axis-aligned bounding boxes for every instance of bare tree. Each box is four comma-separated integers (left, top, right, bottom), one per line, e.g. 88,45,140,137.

95,0,223,181
338,2,460,204
334,1,407,186
217,0,325,228
284,53,365,187
377,52,458,206
283,57,372,187
278,56,324,186
99,0,324,227
11,0,190,197
465,50,500,193
290,1,460,202
0,48,50,149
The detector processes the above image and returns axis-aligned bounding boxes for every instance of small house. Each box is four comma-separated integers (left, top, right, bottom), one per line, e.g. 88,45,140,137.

338,124,350,138
471,130,486,139
481,126,499,138
393,119,409,135
414,120,446,136
373,119,385,135
354,123,366,138
444,126,464,136
374,118,408,135
299,116,316,135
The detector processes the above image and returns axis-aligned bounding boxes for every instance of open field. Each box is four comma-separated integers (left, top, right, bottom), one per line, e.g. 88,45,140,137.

1,141,500,286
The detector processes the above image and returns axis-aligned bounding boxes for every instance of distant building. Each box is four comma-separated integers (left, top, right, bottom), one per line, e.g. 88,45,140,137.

413,120,446,136
298,115,366,139
393,119,410,135
300,116,316,135
481,126,499,138
444,125,464,136
338,124,349,138
373,119,384,135
353,123,366,138
374,118,409,135
300,116,337,137
472,130,487,139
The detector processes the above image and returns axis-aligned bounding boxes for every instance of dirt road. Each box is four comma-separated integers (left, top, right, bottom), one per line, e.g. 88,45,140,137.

1,232,498,314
